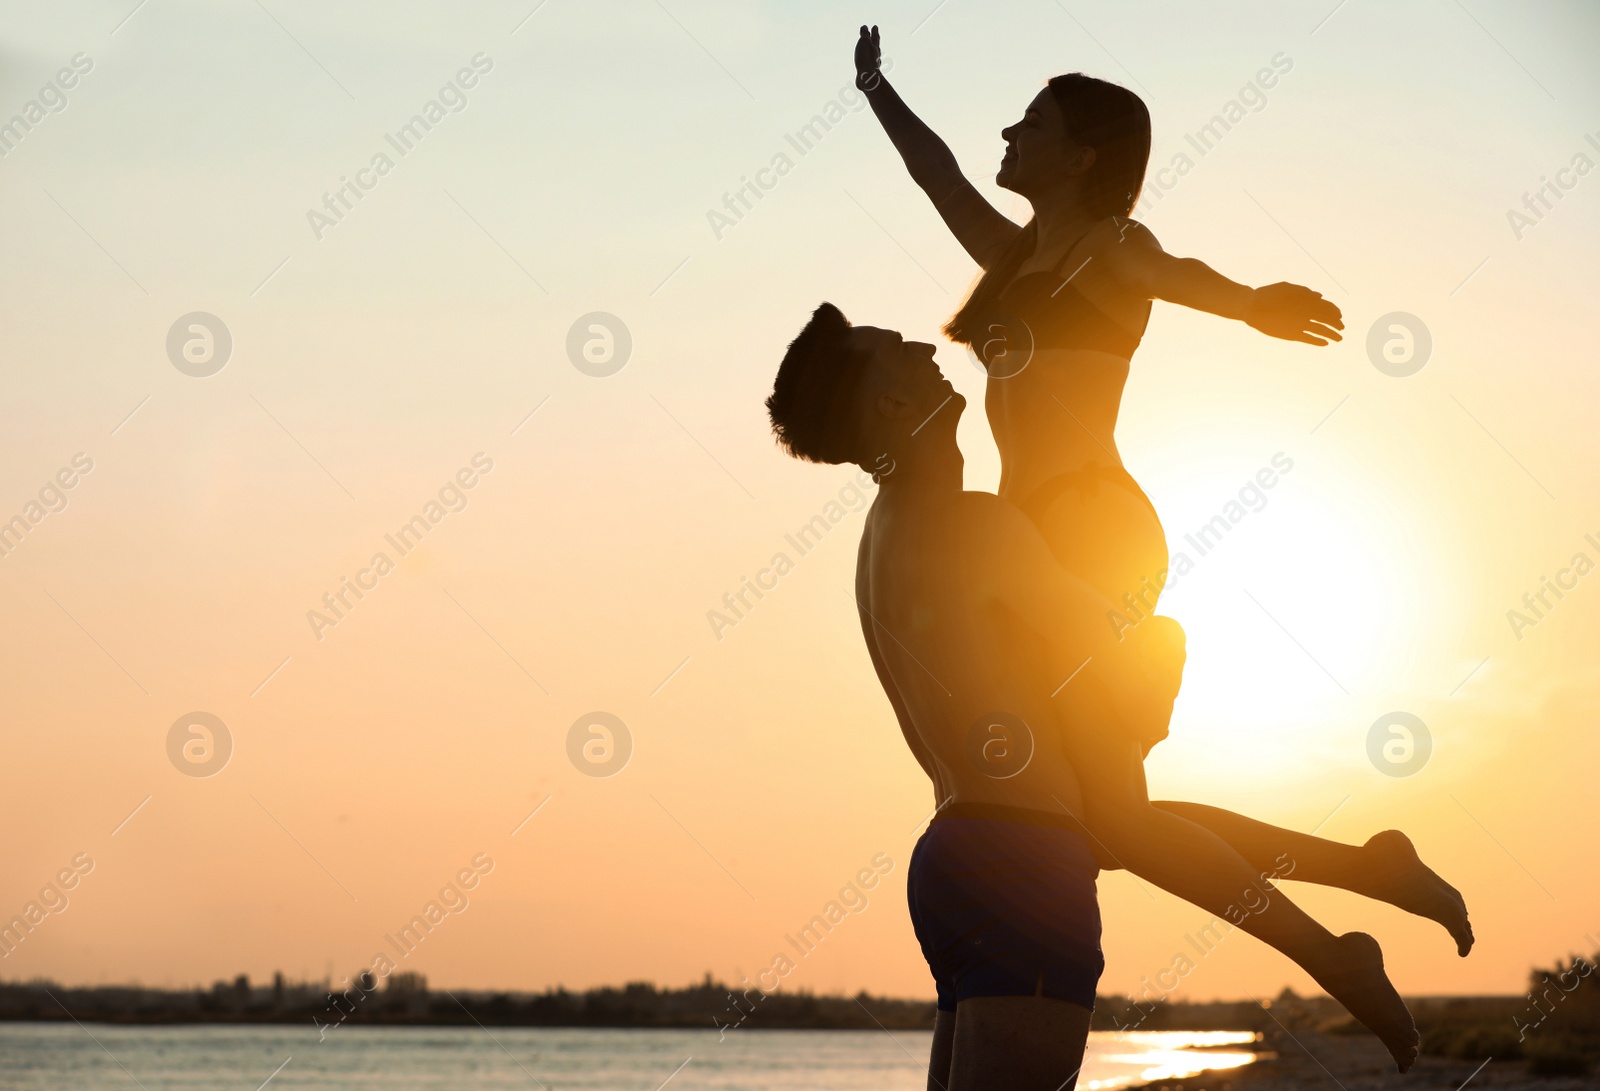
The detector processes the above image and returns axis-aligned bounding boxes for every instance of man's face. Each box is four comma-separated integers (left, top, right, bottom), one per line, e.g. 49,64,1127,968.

848,326,962,437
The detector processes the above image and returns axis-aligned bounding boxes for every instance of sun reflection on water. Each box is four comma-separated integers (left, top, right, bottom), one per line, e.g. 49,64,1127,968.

1081,1030,1260,1090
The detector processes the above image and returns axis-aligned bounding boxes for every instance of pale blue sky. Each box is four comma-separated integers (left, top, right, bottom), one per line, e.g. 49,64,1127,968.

2,1,1597,999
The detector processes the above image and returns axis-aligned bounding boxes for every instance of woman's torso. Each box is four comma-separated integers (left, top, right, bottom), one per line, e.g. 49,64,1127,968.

982,221,1152,501
980,222,1170,610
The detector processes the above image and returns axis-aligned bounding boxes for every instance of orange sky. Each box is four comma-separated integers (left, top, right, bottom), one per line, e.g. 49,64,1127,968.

2,1,1597,1004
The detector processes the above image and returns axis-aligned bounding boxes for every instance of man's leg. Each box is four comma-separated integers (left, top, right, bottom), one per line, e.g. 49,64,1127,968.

928,1009,956,1091
949,996,1092,1091
1150,801,1473,956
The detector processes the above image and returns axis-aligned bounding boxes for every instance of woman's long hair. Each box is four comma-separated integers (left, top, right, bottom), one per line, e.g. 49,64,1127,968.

945,73,1151,348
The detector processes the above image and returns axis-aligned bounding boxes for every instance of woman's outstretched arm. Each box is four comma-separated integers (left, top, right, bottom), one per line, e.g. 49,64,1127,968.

1101,219,1346,345
854,25,1021,267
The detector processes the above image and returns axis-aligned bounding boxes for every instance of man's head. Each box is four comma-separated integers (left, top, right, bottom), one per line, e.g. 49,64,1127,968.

766,302,961,470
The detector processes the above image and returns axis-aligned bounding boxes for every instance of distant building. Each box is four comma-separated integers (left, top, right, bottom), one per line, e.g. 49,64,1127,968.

387,972,427,994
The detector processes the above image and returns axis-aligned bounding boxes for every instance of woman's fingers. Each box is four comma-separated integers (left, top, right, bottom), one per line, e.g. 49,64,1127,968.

1309,296,1344,326
856,25,881,71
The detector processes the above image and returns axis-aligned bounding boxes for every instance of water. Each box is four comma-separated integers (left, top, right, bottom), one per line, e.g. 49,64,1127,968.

0,1024,1256,1090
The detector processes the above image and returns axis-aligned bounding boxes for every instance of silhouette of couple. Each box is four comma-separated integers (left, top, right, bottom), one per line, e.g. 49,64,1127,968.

763,27,1471,1090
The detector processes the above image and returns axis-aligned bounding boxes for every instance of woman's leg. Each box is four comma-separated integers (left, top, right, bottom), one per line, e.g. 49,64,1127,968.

1059,719,1419,1071
1030,478,1421,1066
1152,801,1473,955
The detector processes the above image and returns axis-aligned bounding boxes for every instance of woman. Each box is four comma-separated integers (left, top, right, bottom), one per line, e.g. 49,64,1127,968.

855,26,1340,634
851,26,1464,1075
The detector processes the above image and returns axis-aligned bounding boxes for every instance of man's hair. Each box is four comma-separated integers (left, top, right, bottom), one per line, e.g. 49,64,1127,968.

766,302,868,465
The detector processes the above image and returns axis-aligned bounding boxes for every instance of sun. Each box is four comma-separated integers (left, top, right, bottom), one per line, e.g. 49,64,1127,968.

1147,467,1422,783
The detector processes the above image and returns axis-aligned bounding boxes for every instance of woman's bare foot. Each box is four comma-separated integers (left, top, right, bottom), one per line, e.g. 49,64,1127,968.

1311,932,1420,1073
1361,829,1474,956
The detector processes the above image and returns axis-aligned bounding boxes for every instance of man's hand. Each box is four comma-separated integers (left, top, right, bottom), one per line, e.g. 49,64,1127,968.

1245,282,1344,346
1128,615,1185,710
1098,616,1186,744
854,25,883,90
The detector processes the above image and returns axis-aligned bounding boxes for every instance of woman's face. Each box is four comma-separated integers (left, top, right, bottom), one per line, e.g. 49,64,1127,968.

996,89,1087,197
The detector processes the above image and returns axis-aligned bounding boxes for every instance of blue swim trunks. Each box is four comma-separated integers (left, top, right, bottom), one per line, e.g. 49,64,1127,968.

907,802,1104,1013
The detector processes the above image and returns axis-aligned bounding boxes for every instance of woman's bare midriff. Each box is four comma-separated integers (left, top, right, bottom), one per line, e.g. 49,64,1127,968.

987,348,1133,502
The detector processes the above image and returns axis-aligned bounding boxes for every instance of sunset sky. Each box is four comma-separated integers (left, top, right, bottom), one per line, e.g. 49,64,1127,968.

2,0,1597,1007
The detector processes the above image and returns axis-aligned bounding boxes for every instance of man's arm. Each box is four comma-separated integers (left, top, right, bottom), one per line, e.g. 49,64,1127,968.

967,493,1182,742
854,526,943,796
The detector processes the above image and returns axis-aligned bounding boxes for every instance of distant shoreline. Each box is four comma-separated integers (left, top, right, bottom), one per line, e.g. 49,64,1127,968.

11,981,1591,1083
0,975,1528,1033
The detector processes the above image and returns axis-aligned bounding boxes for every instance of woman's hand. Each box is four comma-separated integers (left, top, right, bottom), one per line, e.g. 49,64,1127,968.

1245,282,1345,346
854,24,883,90
846,25,1019,265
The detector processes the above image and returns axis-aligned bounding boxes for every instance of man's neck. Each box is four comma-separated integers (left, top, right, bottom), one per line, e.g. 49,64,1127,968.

877,444,963,497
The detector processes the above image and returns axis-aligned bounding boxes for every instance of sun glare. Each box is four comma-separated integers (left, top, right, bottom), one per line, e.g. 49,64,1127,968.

1152,468,1420,779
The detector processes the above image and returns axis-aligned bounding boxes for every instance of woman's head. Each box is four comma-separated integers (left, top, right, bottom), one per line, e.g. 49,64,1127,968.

945,74,1150,349
995,74,1150,216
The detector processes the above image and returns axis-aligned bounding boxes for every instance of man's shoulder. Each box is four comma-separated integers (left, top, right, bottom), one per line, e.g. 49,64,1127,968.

868,490,1030,552
954,489,1006,512
953,489,1032,535
947,491,1045,572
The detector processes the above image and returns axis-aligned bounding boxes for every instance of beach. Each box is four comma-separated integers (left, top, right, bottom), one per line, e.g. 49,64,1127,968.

1133,1029,1591,1091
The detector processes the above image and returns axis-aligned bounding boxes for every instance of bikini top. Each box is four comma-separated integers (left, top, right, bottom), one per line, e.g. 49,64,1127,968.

993,230,1149,359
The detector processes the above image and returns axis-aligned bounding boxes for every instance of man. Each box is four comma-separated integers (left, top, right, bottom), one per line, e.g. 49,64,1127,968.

767,302,1177,1089
765,303,1424,1089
